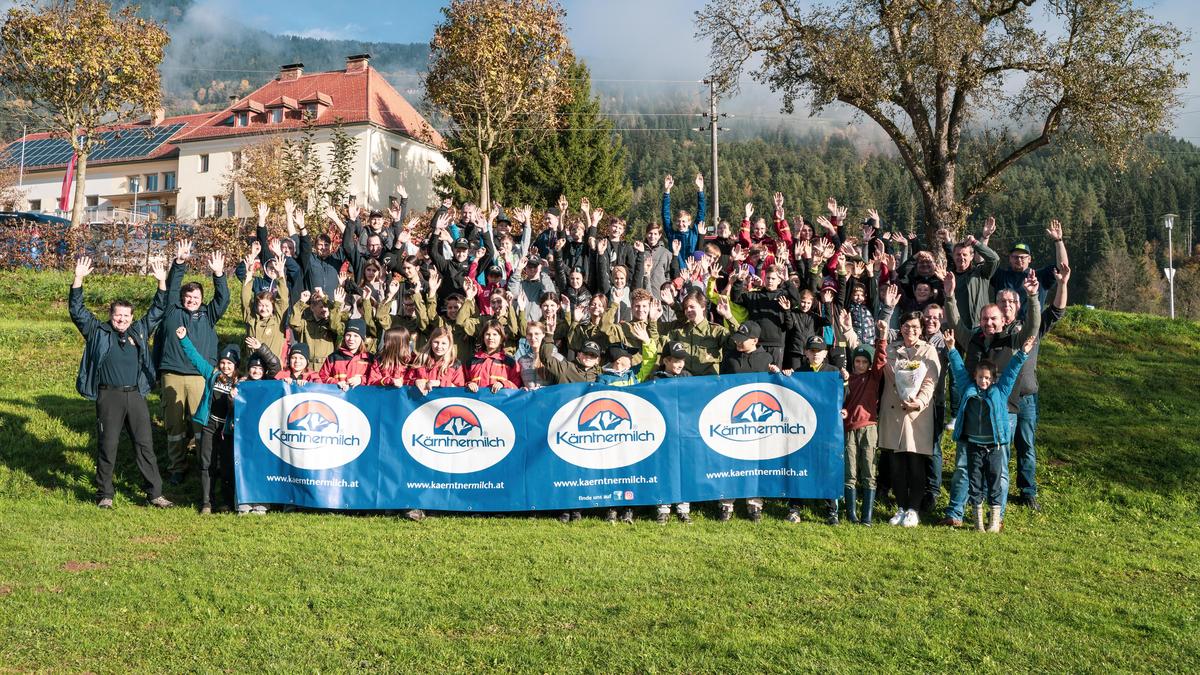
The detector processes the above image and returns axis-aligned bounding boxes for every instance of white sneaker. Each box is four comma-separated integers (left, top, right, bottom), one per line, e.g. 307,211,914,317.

946,417,956,431
902,509,920,528
889,508,905,526
251,505,267,515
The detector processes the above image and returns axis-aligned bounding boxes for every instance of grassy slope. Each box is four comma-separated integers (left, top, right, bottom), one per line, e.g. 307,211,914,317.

1,270,1198,672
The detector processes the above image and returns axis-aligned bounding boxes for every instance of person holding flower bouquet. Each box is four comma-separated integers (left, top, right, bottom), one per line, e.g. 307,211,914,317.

878,310,941,527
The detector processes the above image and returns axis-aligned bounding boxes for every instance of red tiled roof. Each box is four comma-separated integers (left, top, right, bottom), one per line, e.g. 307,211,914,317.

1,111,219,172
175,66,445,149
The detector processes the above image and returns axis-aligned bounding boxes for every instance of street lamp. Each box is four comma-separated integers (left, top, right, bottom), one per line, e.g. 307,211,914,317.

130,178,140,224
1163,213,1177,319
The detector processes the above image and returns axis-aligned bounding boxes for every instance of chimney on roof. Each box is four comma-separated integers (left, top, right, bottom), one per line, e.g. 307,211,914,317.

346,53,370,73
280,63,304,81
151,107,165,125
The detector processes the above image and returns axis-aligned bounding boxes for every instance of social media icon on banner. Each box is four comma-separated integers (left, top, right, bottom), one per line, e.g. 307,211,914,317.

698,383,817,461
258,393,372,470
546,391,666,469
402,397,516,474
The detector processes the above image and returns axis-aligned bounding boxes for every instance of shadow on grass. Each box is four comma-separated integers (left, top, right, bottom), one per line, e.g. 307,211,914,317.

0,394,180,504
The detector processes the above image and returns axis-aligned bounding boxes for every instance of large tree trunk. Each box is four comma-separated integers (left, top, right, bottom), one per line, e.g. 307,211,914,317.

479,151,491,211
70,152,87,230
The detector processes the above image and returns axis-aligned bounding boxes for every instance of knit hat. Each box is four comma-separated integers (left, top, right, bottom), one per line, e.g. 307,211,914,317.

607,344,634,362
246,354,265,370
289,343,311,361
345,318,367,337
852,345,874,362
219,344,240,365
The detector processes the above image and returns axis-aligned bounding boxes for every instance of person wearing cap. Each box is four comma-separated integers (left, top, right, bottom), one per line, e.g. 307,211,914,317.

840,322,889,526
730,263,798,367
647,340,693,381
158,239,229,486
720,321,777,375
243,336,281,381
175,327,241,514
990,219,1066,319
428,207,485,310
596,344,641,387
476,263,507,316
538,339,602,384
71,255,173,510
288,287,346,372
241,247,289,364
508,254,557,323
277,342,319,383
784,334,846,524
317,319,373,390
366,277,432,354
532,207,562,260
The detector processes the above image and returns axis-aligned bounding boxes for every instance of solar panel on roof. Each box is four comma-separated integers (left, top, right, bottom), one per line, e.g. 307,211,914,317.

0,122,184,168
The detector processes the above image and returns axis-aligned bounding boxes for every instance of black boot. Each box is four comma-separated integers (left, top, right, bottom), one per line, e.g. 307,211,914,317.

861,489,876,526
844,487,859,524
825,499,839,525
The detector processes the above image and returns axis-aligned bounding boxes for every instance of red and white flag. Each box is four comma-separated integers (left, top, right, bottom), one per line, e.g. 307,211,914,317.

57,151,77,212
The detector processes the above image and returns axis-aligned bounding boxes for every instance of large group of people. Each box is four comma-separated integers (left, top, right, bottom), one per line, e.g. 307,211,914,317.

70,173,1071,531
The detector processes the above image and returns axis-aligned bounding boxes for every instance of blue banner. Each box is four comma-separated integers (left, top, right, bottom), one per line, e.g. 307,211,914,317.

233,372,845,511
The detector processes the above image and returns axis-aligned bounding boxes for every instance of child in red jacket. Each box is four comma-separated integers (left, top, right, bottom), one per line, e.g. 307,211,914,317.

408,326,466,396
466,320,522,393
317,319,373,391
841,320,888,525
276,343,320,384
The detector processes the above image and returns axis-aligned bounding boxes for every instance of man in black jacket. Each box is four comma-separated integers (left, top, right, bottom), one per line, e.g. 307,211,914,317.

70,255,173,509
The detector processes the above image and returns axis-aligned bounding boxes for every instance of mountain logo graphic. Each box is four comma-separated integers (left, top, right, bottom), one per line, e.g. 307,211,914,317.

433,404,483,436
286,401,339,433
577,398,632,431
730,390,784,423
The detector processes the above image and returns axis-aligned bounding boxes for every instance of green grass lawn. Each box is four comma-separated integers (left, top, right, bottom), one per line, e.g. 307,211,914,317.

1,269,1198,671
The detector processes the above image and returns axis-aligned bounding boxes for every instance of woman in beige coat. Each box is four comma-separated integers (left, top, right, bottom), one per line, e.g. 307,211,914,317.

879,310,941,527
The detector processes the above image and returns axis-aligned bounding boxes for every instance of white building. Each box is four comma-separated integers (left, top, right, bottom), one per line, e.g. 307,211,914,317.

1,55,450,222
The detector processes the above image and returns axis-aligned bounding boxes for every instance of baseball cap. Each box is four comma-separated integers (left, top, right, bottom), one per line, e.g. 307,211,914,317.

486,264,503,277
663,341,689,360
526,255,542,267
580,341,603,357
1010,243,1032,255
452,238,469,250
731,321,762,345
607,344,634,361
805,335,829,351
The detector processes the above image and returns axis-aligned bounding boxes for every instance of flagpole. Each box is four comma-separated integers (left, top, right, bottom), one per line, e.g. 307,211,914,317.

17,125,26,188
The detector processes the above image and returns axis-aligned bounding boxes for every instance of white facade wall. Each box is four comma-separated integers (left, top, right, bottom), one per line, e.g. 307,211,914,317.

14,158,178,218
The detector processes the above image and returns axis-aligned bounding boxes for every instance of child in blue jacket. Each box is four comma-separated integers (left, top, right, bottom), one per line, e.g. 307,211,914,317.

945,330,1035,532
176,326,240,514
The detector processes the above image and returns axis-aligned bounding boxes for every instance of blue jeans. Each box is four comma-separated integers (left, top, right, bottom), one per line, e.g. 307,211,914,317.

946,441,1011,520
1013,393,1039,498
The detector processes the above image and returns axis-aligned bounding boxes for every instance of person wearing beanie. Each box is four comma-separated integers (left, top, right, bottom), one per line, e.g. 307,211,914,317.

174,327,240,514
289,288,345,372
277,342,318,383
316,319,373,390
242,336,281,381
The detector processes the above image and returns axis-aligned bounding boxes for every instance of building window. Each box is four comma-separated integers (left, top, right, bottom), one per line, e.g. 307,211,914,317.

164,172,176,190
271,108,283,124
195,197,206,218
232,151,242,170
226,194,235,218
389,147,399,169
213,196,223,217
86,195,99,207
236,112,248,127
144,174,158,192
128,176,140,192
29,199,41,211
199,154,209,173
305,103,318,119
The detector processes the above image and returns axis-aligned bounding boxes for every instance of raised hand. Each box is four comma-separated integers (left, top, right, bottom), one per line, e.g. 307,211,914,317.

745,202,754,219
347,199,361,223
299,290,312,305
592,207,605,227
777,295,792,311
580,197,591,217
936,228,951,244
257,202,269,226
74,256,94,281
1023,335,1038,353
333,287,347,305
464,278,477,301
248,240,261,262
982,216,997,240
268,238,283,261
629,322,651,344
1047,219,1063,242
942,329,955,350
694,173,704,191
877,319,889,337
1055,261,1072,284
1023,268,1040,296
388,200,403,222
882,283,900,308
964,233,977,247
557,194,569,214
175,326,186,340
826,196,838,216
208,251,225,276
663,175,674,193
671,238,682,257
283,198,295,219
867,208,880,225
837,308,853,332
716,296,732,320
943,265,957,296
773,192,785,217
148,257,167,284
245,336,261,350
643,256,653,276
488,202,500,223
595,238,608,255
931,261,947,281
175,238,193,263
427,268,441,294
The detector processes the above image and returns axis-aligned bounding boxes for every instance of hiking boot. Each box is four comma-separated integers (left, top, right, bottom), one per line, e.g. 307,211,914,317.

570,511,583,521
747,505,763,523
825,499,840,525
987,506,1003,533
786,508,802,524
97,497,113,510
938,516,963,527
558,512,571,523
605,509,618,523
656,511,669,525
200,504,212,515
621,509,634,524
973,505,985,532
405,509,426,522
718,507,733,523
678,512,692,524
148,496,174,509
1024,495,1042,512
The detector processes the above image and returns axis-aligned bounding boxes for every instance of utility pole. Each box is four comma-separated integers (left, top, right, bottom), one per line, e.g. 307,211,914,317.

1163,213,1177,319
695,79,730,223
